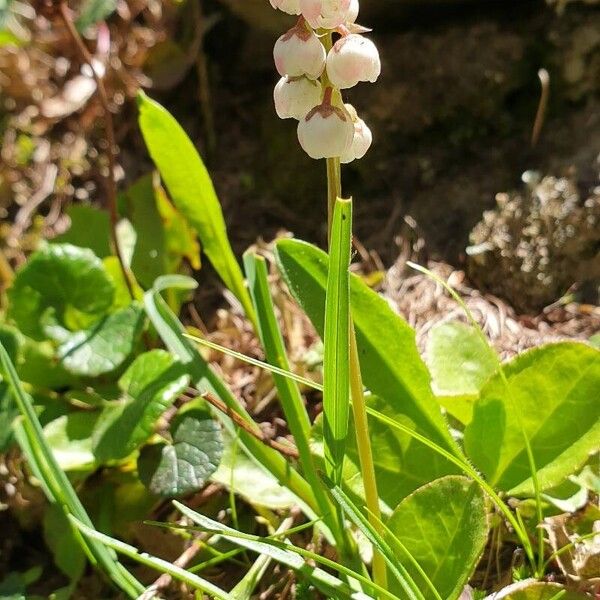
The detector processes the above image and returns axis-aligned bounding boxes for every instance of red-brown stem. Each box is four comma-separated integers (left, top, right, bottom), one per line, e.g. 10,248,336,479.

322,86,333,106
58,2,134,299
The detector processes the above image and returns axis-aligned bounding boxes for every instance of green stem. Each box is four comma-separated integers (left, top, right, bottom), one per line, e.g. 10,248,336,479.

326,158,388,592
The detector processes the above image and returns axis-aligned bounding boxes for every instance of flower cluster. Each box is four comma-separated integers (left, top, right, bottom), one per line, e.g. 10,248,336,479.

270,0,380,162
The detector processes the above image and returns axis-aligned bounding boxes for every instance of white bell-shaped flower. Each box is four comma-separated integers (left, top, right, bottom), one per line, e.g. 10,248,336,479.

274,76,322,120
297,94,354,159
274,24,326,79
269,0,301,15
300,0,352,30
347,0,359,23
326,34,380,89
340,104,372,163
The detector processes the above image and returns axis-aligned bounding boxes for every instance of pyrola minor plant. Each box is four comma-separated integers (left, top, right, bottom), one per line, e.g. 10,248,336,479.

270,0,380,161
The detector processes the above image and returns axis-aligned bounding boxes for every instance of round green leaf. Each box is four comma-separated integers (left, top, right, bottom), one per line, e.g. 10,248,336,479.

138,412,223,497
57,304,144,377
387,475,489,600
8,244,115,339
465,342,600,495
93,350,189,462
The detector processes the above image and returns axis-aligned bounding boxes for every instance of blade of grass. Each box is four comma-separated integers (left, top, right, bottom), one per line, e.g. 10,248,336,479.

323,198,352,485
243,252,341,542
69,516,232,600
143,276,326,529
183,334,322,391
174,500,398,600
364,404,535,567
0,342,143,598
324,478,427,600
407,261,542,574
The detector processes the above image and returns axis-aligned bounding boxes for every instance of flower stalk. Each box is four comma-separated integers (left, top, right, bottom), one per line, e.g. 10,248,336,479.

269,0,386,590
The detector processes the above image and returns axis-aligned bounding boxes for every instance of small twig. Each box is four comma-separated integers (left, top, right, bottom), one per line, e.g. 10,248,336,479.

190,389,300,459
57,1,134,299
531,68,550,148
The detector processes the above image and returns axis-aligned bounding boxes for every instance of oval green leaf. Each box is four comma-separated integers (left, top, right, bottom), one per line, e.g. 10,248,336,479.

275,238,461,502
93,350,190,462
8,244,115,340
138,411,223,497
57,304,144,377
387,475,489,600
464,342,600,495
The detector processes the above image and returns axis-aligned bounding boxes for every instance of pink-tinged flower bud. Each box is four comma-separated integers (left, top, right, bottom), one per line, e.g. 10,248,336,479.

300,0,352,29
274,76,322,120
269,0,301,15
274,24,326,80
326,34,380,89
340,104,372,163
297,100,354,159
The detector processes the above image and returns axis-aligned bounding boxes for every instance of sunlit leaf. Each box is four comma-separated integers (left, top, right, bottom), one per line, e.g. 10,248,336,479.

138,407,223,497
387,476,488,600
276,239,460,503
93,349,189,461
465,342,600,495
8,244,115,340
56,304,144,377
137,92,254,323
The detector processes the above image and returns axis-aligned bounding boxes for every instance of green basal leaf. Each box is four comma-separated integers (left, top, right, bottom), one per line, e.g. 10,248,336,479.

387,475,488,600
275,239,461,503
93,349,189,462
43,411,99,472
138,407,223,497
8,244,115,340
137,92,255,324
487,580,589,600
276,240,460,506
426,321,497,397
465,342,600,495
57,304,144,377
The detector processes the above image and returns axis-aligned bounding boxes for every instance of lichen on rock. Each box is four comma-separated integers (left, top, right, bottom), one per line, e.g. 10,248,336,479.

467,170,600,312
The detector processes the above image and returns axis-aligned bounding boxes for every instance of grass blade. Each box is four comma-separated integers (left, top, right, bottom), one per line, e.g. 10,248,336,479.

0,341,143,598
173,501,396,600
243,252,340,538
69,516,233,600
323,198,352,485
183,334,322,391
